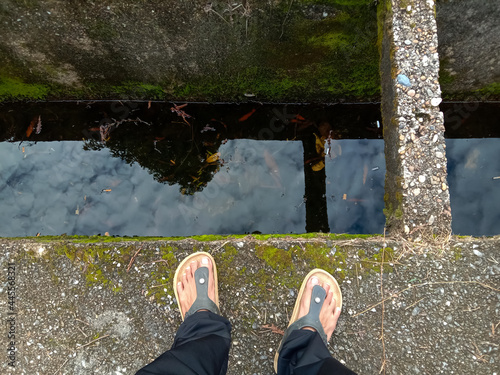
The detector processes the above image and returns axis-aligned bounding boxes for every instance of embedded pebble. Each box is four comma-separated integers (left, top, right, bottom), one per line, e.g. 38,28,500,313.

472,249,484,257
408,89,416,97
431,98,442,106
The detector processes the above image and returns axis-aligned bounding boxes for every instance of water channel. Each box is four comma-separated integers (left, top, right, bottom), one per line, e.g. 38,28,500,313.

0,102,498,237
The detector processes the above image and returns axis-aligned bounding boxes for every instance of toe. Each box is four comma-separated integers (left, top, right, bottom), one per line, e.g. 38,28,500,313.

301,276,318,314
324,288,333,308
176,281,183,294
190,260,198,276
201,256,211,269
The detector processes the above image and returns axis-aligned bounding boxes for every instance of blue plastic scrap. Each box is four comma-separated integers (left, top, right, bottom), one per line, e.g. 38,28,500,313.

397,74,412,87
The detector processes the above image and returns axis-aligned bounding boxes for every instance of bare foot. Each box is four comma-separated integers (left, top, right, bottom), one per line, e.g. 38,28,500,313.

296,276,341,341
176,256,216,319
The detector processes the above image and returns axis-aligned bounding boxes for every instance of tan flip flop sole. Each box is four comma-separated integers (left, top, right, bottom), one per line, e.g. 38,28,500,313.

173,251,219,321
273,269,342,373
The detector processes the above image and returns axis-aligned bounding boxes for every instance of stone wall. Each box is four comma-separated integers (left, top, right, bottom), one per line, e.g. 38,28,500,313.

1,0,497,102
0,0,380,101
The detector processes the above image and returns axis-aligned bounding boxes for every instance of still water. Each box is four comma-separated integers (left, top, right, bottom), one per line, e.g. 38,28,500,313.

0,138,385,236
446,139,500,236
0,101,498,237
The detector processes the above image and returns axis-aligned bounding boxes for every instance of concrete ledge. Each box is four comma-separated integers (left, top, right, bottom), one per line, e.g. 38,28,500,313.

381,0,451,238
0,236,498,374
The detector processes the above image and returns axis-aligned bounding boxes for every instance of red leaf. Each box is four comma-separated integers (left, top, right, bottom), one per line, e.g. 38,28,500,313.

238,108,256,122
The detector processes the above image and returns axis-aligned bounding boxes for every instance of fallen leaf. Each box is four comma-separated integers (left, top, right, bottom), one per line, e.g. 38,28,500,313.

363,164,368,185
314,134,325,155
26,116,37,137
343,193,347,200
206,152,220,163
238,108,256,122
35,115,42,134
22,147,25,153
311,160,325,171
102,189,112,193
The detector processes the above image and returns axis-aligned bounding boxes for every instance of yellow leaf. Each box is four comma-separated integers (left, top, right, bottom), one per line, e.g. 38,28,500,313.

206,152,220,163
311,160,325,171
314,134,325,155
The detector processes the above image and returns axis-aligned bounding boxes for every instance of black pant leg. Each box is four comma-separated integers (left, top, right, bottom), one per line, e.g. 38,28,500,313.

136,311,231,375
277,330,357,375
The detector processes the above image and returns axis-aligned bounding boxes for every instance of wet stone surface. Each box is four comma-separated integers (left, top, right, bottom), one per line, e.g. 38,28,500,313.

0,237,498,374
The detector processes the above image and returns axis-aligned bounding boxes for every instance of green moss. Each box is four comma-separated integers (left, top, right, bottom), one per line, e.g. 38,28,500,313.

453,246,462,261
9,232,380,244
145,245,179,304
50,243,140,292
256,245,293,271
298,0,372,5
359,247,394,273
0,76,50,100
474,82,500,97
111,82,165,100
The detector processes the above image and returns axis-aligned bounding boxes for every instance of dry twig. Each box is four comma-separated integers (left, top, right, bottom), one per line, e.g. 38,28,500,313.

379,229,387,374
77,334,110,350
127,244,143,272
52,358,69,375
260,324,284,336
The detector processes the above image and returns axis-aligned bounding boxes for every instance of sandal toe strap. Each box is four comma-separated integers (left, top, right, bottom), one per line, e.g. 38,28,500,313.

280,285,328,349
184,267,220,319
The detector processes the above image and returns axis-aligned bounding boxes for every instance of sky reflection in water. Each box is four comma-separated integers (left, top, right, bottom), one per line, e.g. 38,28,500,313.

446,138,500,236
0,139,386,236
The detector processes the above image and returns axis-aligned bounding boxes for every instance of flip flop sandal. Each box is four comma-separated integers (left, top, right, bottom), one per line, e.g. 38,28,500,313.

173,252,220,321
273,269,342,373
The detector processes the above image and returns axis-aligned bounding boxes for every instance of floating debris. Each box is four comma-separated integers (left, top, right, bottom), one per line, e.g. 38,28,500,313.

201,125,216,133
35,115,42,134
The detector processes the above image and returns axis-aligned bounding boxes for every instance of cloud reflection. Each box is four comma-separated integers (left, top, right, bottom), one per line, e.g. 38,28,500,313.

446,139,500,236
0,139,388,236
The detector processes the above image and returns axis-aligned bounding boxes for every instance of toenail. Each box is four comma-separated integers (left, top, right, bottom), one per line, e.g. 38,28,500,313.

199,278,206,284
311,277,318,285
202,257,209,265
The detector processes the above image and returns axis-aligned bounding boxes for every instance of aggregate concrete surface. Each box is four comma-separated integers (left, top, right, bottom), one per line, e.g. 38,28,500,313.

0,236,498,375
